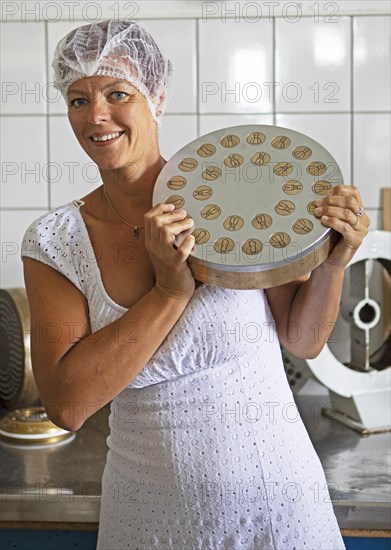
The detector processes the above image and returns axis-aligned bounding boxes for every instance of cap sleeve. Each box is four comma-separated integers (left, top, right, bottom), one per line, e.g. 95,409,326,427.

21,206,84,294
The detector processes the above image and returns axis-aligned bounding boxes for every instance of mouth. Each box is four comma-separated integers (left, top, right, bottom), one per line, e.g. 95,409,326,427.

89,131,125,144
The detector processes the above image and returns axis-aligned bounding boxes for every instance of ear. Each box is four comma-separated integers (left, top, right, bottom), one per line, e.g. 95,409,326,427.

156,91,166,117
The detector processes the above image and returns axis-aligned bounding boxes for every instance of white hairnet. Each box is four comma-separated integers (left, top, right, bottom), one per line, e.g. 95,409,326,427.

52,20,173,124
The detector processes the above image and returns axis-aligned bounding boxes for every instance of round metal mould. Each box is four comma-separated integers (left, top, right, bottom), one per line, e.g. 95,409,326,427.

153,125,343,289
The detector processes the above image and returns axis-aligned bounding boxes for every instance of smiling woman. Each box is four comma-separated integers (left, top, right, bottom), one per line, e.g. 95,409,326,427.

19,18,369,550
66,76,160,172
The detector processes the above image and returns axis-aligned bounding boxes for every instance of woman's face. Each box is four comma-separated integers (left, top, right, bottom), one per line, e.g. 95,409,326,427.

67,76,160,171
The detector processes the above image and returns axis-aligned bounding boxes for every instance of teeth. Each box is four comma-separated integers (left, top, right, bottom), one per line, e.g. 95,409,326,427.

92,131,122,142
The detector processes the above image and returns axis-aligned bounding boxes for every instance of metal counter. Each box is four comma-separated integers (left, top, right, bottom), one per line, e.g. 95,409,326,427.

0,395,390,531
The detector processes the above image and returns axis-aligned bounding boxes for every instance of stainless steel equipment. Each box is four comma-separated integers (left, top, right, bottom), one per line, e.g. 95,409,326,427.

283,231,391,433
0,288,74,445
0,288,38,409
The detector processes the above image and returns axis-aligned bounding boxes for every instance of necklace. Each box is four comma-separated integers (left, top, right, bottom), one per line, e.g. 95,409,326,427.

103,186,144,239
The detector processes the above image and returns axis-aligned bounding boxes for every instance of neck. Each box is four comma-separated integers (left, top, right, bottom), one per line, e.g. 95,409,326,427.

100,154,166,221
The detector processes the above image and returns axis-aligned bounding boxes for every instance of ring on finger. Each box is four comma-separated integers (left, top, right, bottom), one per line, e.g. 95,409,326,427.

355,205,365,217
351,214,360,227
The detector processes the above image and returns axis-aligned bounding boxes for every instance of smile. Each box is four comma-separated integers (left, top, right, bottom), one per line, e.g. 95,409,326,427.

90,131,124,143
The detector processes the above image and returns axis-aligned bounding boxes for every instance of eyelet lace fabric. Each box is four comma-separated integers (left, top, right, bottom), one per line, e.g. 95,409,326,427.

21,202,345,550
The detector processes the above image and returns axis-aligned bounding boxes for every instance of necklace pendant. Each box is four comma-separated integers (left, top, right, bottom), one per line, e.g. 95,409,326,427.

133,226,139,239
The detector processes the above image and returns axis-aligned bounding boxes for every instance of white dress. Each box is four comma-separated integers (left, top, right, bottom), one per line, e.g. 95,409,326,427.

21,200,345,550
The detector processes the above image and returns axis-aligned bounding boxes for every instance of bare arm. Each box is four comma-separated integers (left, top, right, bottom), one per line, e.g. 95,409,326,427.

24,258,190,432
265,266,344,358
23,203,196,432
266,185,370,359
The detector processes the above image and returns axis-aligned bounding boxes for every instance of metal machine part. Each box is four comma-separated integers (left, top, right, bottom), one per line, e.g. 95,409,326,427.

0,288,74,444
283,231,391,433
0,288,39,409
153,124,344,289
0,407,74,446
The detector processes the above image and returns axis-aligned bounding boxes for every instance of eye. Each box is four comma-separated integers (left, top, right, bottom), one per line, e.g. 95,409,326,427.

110,91,128,101
69,97,88,107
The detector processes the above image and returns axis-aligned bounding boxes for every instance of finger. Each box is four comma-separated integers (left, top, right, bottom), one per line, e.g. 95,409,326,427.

314,205,359,225
316,198,371,231
358,212,371,228
165,217,194,236
158,217,194,247
148,209,190,243
320,215,368,242
144,202,176,222
153,209,189,228
177,234,196,260
328,184,363,206
174,225,194,248
144,202,175,240
315,194,360,213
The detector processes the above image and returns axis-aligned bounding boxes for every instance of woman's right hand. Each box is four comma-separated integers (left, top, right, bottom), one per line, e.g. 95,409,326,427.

144,203,196,301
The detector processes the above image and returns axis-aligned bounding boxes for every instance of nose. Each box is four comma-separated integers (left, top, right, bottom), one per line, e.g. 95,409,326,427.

86,98,110,125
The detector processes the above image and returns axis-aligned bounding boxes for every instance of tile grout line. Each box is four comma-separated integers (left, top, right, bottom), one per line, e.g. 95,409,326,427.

1,14,390,24
196,17,200,136
44,20,51,210
272,16,276,125
2,111,390,117
2,208,52,211
350,15,354,187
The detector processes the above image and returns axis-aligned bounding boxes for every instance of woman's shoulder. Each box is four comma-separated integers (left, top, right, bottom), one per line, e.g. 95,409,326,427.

22,200,83,239
20,200,87,293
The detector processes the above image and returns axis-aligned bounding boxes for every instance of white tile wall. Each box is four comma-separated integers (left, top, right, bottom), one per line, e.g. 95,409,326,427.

198,18,273,114
0,117,48,208
158,115,198,159
354,16,391,111
276,17,351,112
353,113,391,209
1,23,46,115
1,15,390,386
199,114,273,135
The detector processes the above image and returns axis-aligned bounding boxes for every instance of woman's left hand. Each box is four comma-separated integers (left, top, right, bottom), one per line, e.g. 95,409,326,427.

313,184,370,271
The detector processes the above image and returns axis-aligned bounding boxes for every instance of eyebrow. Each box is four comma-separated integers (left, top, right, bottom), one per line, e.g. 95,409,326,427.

68,80,135,95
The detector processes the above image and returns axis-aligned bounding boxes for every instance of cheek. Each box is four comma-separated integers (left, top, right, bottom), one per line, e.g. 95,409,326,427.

139,113,159,141
68,116,87,146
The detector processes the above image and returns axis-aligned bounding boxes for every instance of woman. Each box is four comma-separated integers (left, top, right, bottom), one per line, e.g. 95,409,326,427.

21,20,369,550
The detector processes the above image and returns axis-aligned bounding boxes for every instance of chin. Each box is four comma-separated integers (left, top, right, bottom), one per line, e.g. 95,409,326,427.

96,159,138,173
